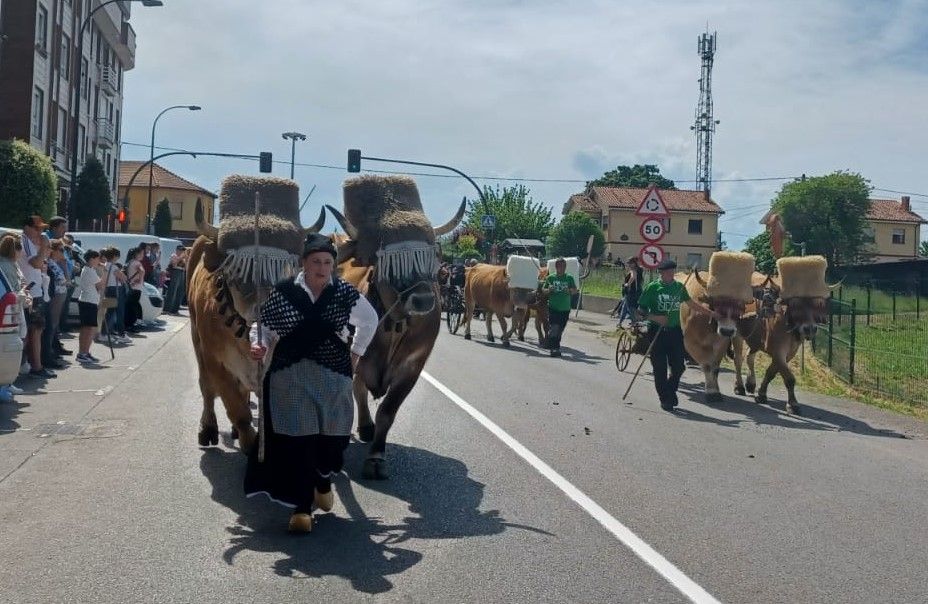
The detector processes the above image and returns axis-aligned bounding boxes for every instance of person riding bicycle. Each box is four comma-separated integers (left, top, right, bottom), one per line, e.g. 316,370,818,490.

449,262,466,289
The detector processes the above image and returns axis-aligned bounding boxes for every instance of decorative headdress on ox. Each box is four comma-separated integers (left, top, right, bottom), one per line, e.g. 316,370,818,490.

706,251,755,302
776,256,830,299
195,175,325,286
325,175,466,288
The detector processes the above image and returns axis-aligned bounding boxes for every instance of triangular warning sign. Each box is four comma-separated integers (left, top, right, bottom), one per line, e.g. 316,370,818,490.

635,186,670,217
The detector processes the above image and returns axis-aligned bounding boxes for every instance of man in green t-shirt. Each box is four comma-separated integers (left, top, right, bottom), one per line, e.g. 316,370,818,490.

637,259,715,410
542,257,578,357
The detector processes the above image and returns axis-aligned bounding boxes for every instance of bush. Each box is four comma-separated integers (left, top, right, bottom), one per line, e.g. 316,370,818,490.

0,139,57,227
546,211,605,259
153,198,173,236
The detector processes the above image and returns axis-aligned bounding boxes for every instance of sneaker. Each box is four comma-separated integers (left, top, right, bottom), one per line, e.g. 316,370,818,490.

76,353,97,364
43,359,66,370
19,362,31,375
95,334,109,344
6,384,24,395
56,346,73,356
118,335,133,345
29,368,56,378
87,354,101,363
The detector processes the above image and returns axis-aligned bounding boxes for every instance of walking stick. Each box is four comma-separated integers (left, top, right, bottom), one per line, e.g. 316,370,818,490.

253,191,266,463
621,268,695,401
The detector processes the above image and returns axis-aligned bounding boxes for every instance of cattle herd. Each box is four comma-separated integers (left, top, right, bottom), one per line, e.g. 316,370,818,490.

185,173,837,479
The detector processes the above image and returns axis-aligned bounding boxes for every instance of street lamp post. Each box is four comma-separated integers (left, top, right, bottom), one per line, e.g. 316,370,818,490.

67,0,163,231
145,104,201,234
281,131,307,180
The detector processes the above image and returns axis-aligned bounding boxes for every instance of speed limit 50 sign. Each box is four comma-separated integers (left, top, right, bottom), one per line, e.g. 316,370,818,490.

639,218,666,243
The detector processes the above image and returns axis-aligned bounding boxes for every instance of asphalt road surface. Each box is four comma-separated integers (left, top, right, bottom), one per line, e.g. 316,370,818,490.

2,312,927,603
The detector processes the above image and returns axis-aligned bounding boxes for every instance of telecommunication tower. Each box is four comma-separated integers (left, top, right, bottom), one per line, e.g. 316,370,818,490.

691,31,719,195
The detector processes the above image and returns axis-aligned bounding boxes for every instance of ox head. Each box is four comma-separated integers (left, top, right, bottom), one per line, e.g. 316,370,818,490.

692,269,747,338
775,256,838,340
326,175,465,319
506,255,544,313
195,176,325,323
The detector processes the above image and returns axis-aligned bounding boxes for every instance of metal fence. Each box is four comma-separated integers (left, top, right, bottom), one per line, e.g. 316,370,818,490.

812,289,928,406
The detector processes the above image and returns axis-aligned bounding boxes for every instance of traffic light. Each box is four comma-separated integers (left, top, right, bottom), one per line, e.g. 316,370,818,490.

347,149,361,173
117,209,127,224
259,152,273,173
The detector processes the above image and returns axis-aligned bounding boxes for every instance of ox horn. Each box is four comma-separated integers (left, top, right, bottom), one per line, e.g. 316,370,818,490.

693,269,709,290
433,198,467,237
304,207,326,235
325,205,359,240
828,276,846,290
195,198,218,241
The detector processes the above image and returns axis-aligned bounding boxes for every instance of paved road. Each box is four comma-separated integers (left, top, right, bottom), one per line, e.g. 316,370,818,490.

1,312,926,603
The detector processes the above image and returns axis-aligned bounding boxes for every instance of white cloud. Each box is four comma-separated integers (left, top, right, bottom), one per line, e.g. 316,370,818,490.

121,0,928,244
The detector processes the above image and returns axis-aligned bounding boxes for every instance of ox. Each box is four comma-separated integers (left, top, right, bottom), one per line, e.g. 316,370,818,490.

513,268,550,345
326,175,464,479
734,257,833,415
461,256,543,346
678,251,756,403
187,178,324,451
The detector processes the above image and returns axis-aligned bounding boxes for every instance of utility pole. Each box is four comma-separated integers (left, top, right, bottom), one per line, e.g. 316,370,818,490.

691,30,719,197
281,132,307,180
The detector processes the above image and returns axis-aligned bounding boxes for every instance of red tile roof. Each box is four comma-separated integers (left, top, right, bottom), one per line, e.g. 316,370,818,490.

118,161,217,198
565,186,724,215
867,199,926,223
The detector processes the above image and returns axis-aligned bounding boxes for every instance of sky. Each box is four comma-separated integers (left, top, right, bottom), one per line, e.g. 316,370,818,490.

120,0,928,248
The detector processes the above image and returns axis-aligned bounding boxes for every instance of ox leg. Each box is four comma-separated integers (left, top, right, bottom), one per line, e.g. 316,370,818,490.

354,375,375,443
745,351,758,393
484,312,496,343
702,364,723,403
463,299,475,340
755,363,778,407
775,357,801,415
215,378,256,453
499,315,512,347
363,377,418,480
733,338,746,396
197,375,219,447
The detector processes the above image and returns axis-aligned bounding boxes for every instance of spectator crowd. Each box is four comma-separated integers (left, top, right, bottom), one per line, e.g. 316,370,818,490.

0,215,189,403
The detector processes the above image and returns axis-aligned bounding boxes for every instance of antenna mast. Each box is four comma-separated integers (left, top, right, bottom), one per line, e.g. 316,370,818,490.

691,30,718,196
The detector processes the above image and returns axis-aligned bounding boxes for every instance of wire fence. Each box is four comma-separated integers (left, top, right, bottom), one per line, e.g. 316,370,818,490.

811,286,928,407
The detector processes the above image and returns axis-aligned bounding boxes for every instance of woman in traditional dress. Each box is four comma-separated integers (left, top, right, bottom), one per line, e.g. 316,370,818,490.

245,233,378,533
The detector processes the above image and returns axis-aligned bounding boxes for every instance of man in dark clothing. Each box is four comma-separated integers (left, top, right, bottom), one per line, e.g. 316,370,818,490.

637,259,714,410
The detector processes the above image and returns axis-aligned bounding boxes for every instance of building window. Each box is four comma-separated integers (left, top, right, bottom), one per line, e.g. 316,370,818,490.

60,33,71,80
36,5,49,52
863,226,875,244
686,253,703,269
57,107,67,155
81,57,89,99
892,228,906,245
169,201,184,221
687,219,703,235
662,218,671,233
78,124,86,162
32,88,44,138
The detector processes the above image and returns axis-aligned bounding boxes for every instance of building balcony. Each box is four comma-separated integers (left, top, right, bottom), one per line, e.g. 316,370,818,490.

121,22,137,67
96,119,116,149
99,64,117,95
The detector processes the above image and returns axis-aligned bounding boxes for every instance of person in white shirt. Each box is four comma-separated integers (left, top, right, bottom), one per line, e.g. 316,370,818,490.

244,234,378,533
76,250,105,364
17,216,54,378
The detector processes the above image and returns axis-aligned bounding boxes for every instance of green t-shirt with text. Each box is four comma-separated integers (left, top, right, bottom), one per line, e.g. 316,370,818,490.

544,273,576,312
637,279,690,328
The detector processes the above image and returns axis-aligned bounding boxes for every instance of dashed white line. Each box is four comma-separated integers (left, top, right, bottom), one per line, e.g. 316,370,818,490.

421,370,722,604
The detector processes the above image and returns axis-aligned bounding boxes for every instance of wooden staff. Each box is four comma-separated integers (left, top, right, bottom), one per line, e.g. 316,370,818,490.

621,268,695,401
253,191,266,463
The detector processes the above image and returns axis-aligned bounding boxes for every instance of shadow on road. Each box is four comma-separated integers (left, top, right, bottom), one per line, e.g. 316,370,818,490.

199,441,548,593
674,380,907,439
0,399,28,437
467,337,607,364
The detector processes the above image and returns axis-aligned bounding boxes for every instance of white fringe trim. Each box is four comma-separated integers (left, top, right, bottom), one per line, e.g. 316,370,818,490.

220,245,299,286
375,241,439,284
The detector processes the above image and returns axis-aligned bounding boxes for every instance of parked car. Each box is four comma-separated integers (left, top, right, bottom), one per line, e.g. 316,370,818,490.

0,269,24,386
68,232,161,265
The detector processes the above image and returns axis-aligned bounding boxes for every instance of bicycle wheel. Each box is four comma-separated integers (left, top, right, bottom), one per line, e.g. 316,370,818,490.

615,331,633,372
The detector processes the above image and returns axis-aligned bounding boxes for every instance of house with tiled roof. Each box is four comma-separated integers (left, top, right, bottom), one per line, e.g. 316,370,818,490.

863,196,925,261
563,186,724,269
118,161,217,241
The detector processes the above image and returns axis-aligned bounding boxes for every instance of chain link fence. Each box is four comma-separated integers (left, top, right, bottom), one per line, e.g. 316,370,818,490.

812,283,928,406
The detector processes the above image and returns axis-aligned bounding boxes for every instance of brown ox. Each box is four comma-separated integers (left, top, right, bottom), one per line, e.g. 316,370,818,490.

187,196,324,451
734,272,829,415
678,264,753,402
326,175,464,479
514,268,550,345
460,261,541,346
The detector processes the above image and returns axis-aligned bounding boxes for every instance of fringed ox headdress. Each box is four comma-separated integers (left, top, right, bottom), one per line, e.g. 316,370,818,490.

375,241,440,290
707,251,755,302
219,245,300,287
777,256,830,299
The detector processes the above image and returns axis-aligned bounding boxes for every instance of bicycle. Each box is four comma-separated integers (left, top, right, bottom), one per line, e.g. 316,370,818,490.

445,284,465,334
615,319,652,372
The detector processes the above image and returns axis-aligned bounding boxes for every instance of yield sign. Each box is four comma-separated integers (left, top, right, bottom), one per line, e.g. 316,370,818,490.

635,186,670,217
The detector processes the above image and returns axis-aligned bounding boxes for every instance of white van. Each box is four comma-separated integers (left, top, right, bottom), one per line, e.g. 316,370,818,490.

69,232,160,264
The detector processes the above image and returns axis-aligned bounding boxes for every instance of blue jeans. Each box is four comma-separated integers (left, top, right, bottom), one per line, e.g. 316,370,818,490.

105,286,127,335
618,297,639,324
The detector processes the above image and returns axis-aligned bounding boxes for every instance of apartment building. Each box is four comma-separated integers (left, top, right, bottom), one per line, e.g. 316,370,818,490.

0,0,137,214
563,186,724,269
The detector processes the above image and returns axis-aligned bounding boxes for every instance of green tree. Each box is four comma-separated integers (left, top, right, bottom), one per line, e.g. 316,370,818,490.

0,139,57,227
463,185,555,246
546,211,605,259
920,239,928,257
772,171,871,267
73,156,112,225
588,164,676,189
743,230,794,274
153,198,173,236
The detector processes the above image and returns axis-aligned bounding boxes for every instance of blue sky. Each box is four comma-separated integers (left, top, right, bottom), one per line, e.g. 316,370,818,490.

121,0,928,247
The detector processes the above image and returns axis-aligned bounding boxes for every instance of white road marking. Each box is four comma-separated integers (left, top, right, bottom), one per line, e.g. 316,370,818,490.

421,371,722,604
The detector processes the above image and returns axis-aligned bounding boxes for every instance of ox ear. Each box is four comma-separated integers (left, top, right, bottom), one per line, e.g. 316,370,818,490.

433,198,467,238
195,199,218,241
325,205,359,240
304,207,326,235
335,239,358,266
